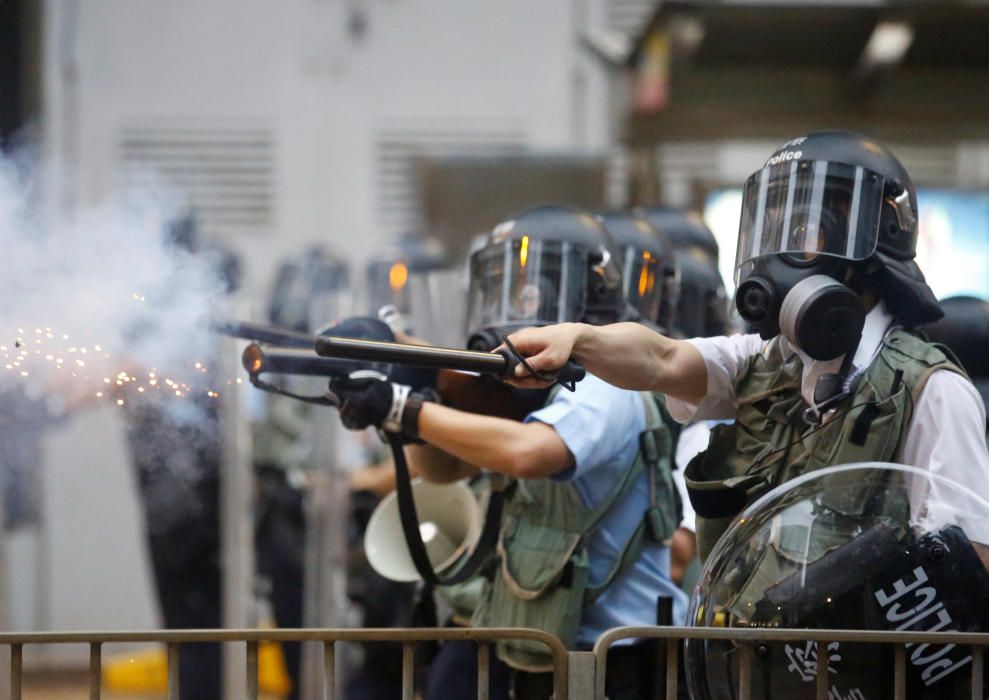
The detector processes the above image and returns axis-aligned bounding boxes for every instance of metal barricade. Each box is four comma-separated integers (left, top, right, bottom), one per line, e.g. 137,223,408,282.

0,627,568,700
11,624,989,698
593,626,989,700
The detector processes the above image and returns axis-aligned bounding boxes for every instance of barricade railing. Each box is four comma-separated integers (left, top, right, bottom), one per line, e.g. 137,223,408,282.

592,626,989,700
10,625,989,698
0,627,568,700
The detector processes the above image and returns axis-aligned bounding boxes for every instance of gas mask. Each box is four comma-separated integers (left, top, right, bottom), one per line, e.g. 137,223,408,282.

733,156,890,361
735,254,866,361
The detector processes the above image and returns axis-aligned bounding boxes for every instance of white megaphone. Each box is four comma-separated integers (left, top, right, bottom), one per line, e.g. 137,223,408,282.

364,478,483,582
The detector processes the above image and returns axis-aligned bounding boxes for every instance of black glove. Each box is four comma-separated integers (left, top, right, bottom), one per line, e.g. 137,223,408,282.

329,372,433,438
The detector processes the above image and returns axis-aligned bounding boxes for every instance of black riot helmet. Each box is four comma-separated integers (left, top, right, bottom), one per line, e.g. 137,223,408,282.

637,206,727,338
466,204,627,352
734,131,942,361
637,205,719,263
595,209,674,329
925,296,989,414
269,247,349,333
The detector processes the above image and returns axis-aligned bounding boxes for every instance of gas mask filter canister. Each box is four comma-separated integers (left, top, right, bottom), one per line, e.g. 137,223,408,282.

778,275,865,362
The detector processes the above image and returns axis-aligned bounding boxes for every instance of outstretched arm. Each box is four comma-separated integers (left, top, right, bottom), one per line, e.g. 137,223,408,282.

505,322,709,405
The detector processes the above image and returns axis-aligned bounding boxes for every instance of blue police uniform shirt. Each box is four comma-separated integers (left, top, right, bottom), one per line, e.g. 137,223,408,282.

525,373,688,647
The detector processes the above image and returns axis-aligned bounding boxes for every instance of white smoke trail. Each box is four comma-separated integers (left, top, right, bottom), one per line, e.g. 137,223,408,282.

0,150,233,416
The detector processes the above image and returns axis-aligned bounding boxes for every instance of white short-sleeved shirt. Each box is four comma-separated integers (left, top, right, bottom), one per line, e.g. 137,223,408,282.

665,302,989,537
673,421,710,533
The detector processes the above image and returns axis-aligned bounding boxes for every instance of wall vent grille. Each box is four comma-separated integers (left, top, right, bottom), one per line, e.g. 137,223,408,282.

118,122,276,236
375,122,527,234
605,0,660,36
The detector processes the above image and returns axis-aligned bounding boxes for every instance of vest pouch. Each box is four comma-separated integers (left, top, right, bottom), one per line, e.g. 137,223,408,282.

437,575,489,624
479,516,589,672
435,519,498,622
646,505,677,544
686,422,775,563
814,378,908,517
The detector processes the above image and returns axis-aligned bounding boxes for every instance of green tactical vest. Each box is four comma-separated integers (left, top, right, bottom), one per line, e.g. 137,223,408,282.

467,391,680,672
685,328,966,564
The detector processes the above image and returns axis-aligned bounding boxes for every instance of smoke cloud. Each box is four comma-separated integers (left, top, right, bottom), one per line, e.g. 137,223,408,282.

0,149,235,418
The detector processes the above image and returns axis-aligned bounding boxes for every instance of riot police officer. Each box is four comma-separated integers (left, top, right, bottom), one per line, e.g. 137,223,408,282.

123,213,241,700
595,209,675,330
637,205,729,339
632,206,733,588
330,204,685,700
595,208,702,589
501,131,989,565
254,246,350,700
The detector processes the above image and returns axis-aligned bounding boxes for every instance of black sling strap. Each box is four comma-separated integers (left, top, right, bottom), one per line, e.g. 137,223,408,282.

387,435,505,586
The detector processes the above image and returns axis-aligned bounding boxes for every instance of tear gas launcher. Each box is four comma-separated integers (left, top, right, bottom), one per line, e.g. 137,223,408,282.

210,319,315,349
313,335,586,387
227,327,587,590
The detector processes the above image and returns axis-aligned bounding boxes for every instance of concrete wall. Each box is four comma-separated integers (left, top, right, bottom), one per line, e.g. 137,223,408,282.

47,0,613,299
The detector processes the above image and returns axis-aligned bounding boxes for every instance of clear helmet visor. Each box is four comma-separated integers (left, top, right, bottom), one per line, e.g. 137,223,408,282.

467,238,587,333
369,262,465,346
735,160,886,283
403,269,466,347
621,245,664,322
371,261,464,346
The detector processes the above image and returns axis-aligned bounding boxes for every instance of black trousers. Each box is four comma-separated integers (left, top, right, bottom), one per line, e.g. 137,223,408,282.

142,479,223,700
425,639,512,700
511,641,690,700
255,467,307,700
127,403,225,700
